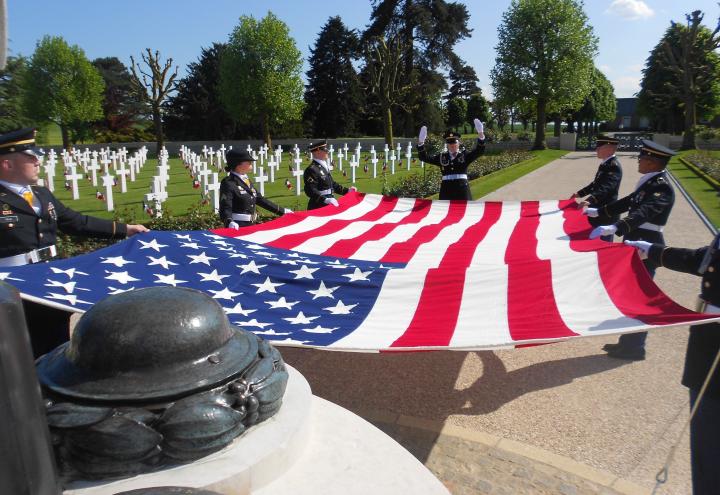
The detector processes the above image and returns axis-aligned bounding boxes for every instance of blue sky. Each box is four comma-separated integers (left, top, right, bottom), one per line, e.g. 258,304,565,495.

6,0,720,98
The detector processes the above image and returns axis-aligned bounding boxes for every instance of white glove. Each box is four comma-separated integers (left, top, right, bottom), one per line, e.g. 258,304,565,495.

418,125,428,145
348,186,357,192
228,221,240,230
583,207,599,218
589,225,617,239
624,240,652,260
324,197,339,207
283,208,293,214
473,118,485,139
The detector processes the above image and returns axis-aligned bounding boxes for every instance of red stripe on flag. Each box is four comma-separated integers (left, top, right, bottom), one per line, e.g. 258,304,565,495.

505,201,578,341
380,200,468,264
390,202,503,347
560,201,713,326
266,196,400,250
322,198,432,258
212,191,366,238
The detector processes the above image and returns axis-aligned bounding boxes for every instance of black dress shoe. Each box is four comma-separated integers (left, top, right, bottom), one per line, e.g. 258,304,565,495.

606,346,646,361
602,343,623,352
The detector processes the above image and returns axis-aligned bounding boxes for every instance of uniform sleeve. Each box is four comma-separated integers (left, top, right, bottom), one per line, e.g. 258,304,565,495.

219,180,234,227
648,244,708,275
304,167,329,202
54,197,127,239
463,138,486,164
614,184,674,236
332,180,349,196
588,164,622,205
255,192,283,215
577,181,595,198
417,144,442,166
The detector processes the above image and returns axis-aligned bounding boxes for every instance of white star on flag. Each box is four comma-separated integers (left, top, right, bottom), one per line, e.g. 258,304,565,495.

49,267,88,279
283,311,320,325
342,268,372,282
198,269,230,284
105,271,140,284
265,297,299,310
289,265,319,279
138,239,168,252
180,242,205,250
307,280,339,299
327,260,349,269
237,260,266,274
301,325,339,334
187,252,217,265
44,280,89,293
252,277,284,294
323,300,358,315
208,287,242,300
147,256,178,270
0,272,24,282
173,234,192,241
101,256,134,267
154,273,188,287
108,286,135,295
224,303,256,316
234,318,272,328
251,329,291,336
46,293,92,306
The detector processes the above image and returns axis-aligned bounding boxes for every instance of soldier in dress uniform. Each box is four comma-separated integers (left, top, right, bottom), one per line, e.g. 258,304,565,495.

303,140,356,210
573,134,622,241
417,118,486,200
0,127,149,356
584,139,676,360
219,149,291,229
624,235,720,494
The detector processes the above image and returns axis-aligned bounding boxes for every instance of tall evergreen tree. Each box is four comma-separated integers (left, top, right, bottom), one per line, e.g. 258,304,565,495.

446,63,480,102
363,0,473,136
92,57,145,140
165,43,237,140
0,56,32,133
304,17,363,138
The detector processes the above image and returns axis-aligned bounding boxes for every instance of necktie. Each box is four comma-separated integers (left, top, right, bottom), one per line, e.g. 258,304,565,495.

22,188,33,207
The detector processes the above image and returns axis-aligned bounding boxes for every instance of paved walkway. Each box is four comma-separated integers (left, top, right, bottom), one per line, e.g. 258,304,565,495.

279,152,713,495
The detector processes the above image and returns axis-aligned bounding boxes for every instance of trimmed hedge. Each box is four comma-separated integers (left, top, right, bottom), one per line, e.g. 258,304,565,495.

686,151,720,183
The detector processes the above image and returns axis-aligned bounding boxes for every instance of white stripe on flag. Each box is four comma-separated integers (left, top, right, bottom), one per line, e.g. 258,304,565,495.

293,198,418,255
535,201,644,334
331,202,487,350
238,194,383,244
450,202,521,347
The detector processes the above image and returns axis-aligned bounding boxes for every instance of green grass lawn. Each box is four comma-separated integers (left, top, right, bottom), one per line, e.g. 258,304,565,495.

669,151,720,228
46,148,565,222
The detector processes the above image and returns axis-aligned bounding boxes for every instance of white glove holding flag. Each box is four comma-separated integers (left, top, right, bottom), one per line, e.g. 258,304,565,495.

583,207,599,218
589,225,617,239
228,221,240,230
348,186,357,192
624,240,652,260
283,208,293,214
473,118,485,140
418,125,428,145
324,197,339,207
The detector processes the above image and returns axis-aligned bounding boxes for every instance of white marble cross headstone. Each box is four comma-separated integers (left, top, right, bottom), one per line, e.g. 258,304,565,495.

406,142,413,170
87,159,101,187
101,172,115,211
390,150,396,174
292,158,303,197
370,153,379,179
207,172,221,212
350,157,359,184
268,156,276,183
116,162,130,193
255,166,269,196
66,165,83,200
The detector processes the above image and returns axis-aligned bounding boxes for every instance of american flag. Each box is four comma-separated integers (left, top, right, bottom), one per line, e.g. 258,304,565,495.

3,192,718,351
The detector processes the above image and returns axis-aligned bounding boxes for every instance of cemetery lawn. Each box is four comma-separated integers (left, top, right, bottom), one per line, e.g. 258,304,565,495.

669,151,720,228
51,148,566,222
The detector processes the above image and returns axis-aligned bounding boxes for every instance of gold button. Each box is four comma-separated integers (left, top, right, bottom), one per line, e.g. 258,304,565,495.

8,223,13,228
38,233,43,239
37,219,42,224
705,281,711,288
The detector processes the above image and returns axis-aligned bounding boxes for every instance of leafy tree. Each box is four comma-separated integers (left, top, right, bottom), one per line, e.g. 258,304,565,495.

92,57,146,141
638,13,720,148
364,0,473,136
0,56,32,133
165,43,237,140
22,36,104,148
130,49,179,151
491,0,598,149
304,16,364,138
219,12,304,148
571,67,616,135
446,97,467,129
466,92,491,128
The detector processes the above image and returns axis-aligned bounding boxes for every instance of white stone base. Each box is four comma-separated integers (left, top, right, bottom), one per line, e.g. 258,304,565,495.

64,365,448,495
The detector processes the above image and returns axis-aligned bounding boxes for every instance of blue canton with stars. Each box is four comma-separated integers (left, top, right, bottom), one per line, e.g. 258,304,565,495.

1,231,404,347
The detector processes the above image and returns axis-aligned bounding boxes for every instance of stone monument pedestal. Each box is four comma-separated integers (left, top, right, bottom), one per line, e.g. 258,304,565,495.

63,366,448,495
